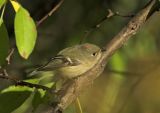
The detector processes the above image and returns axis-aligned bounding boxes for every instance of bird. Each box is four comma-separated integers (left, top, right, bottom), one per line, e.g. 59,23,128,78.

29,43,102,80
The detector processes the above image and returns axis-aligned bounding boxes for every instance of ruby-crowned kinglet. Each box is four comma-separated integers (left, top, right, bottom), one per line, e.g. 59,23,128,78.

30,43,102,79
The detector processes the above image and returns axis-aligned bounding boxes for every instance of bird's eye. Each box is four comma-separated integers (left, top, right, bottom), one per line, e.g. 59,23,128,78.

92,52,97,56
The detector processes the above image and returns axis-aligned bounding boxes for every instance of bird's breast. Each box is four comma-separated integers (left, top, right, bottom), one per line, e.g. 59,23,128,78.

56,64,91,79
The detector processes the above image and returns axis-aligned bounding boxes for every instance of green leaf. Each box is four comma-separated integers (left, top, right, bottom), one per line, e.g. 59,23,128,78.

1,85,33,93
0,85,32,113
12,91,34,113
14,7,37,59
0,91,31,113
32,90,44,111
0,0,6,9
0,19,9,66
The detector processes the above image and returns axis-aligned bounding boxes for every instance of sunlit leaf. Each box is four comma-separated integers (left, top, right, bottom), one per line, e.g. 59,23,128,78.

14,7,37,59
0,86,32,113
0,19,9,66
10,0,20,12
0,0,6,9
1,85,33,93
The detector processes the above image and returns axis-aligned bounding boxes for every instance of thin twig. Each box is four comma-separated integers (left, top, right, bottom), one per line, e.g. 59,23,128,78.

93,9,134,29
79,8,135,44
3,69,9,76
115,11,135,18
6,48,15,65
0,72,50,91
37,0,64,26
15,81,50,91
75,98,83,113
107,9,115,18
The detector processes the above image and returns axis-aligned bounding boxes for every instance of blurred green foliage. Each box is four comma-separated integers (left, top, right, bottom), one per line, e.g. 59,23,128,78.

0,19,9,66
0,0,6,9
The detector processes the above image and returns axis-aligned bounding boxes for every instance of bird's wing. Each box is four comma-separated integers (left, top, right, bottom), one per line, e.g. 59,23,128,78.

29,55,81,76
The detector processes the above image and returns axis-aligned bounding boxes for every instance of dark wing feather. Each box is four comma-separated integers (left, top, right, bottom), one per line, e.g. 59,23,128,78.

29,55,81,76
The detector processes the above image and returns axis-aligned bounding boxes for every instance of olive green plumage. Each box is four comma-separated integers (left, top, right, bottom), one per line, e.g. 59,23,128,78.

30,43,102,79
